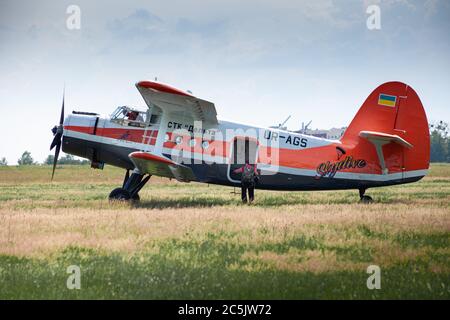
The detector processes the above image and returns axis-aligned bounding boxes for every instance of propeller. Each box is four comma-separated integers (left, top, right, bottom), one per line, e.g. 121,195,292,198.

50,89,65,180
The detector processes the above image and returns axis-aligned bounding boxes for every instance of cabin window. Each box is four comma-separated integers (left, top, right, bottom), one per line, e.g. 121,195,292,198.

149,114,161,125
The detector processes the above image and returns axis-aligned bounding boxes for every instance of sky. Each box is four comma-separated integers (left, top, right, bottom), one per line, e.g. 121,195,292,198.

0,0,449,164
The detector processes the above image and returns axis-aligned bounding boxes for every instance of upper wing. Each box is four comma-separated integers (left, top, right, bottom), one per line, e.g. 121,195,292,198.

129,151,196,182
136,81,218,124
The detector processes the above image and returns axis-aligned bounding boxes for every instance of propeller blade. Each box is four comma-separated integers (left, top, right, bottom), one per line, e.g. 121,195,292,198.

51,141,61,181
59,88,65,125
50,88,65,180
50,132,61,151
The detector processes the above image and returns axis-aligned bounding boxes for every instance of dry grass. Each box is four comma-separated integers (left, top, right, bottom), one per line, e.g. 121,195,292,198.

0,204,448,259
0,164,449,299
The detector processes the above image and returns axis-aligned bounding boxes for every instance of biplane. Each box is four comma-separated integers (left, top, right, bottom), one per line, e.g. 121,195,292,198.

50,81,430,202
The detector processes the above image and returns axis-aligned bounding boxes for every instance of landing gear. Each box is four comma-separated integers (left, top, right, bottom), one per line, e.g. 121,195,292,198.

358,188,373,204
109,169,150,201
109,188,131,201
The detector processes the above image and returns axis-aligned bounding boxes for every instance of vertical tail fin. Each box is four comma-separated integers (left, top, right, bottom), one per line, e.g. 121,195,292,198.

341,81,430,176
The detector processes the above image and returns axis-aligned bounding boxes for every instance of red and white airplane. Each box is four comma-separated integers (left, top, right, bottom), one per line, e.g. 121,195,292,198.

50,81,430,202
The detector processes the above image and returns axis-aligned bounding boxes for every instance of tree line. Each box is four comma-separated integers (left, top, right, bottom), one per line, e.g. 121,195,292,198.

0,121,449,166
429,121,449,162
0,152,89,166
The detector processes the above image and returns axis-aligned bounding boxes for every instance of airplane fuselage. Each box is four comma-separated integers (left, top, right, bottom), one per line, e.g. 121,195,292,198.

62,111,426,191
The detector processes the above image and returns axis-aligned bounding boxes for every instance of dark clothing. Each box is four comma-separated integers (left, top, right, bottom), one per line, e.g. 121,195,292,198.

234,164,258,203
241,182,255,203
127,111,138,120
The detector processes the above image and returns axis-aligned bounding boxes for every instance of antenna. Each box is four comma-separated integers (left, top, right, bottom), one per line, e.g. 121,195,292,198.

305,120,312,129
278,115,291,129
269,115,292,130
301,120,312,133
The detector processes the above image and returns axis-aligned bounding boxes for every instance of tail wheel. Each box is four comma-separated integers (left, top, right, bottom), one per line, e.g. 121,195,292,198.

109,188,131,201
360,195,373,204
358,188,373,204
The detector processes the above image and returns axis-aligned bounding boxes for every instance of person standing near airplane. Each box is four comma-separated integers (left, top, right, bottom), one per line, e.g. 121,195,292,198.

233,161,259,203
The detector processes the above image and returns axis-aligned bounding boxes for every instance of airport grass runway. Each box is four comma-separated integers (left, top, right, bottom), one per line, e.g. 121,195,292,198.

0,164,449,299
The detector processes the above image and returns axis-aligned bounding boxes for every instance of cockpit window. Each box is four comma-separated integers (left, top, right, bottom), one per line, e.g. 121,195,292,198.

111,106,148,127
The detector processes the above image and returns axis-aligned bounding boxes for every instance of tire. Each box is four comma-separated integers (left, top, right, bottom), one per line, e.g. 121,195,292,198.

109,188,131,201
360,195,373,204
131,193,140,201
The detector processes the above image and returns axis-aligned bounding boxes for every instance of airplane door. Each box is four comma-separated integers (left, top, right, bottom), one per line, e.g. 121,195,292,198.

227,137,258,183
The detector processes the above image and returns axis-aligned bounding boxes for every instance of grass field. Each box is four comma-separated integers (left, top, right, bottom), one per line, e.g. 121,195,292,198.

0,164,449,299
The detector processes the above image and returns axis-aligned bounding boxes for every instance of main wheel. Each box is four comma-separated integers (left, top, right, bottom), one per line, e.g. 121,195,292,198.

109,188,131,201
131,193,140,201
360,195,373,204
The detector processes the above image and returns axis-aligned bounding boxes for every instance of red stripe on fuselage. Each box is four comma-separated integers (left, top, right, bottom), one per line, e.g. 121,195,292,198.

65,125,157,145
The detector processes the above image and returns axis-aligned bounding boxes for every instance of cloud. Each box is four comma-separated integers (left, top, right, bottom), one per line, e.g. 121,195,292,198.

175,18,228,38
107,9,164,39
424,0,441,18
364,0,416,11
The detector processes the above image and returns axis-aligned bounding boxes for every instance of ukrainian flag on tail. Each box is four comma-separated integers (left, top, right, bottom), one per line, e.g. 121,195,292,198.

378,94,397,107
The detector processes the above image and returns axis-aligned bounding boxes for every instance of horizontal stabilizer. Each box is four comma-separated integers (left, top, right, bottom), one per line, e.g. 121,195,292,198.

359,131,413,149
359,130,414,175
